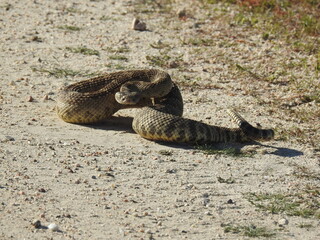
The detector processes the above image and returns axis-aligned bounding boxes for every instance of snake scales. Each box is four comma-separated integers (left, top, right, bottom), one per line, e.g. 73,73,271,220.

56,69,274,143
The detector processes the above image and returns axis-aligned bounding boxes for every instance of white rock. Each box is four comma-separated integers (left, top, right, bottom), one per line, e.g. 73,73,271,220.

48,223,59,231
278,218,289,226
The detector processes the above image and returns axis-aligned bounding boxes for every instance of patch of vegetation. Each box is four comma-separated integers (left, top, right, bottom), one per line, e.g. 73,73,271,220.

104,63,127,70
100,15,119,21
211,0,237,3
64,7,82,14
146,54,169,68
146,50,184,68
292,164,320,181
180,37,215,47
103,46,131,54
203,0,320,39
276,126,319,148
158,150,173,156
199,1,319,147
217,176,235,184
179,77,199,87
150,41,171,49
235,63,264,80
245,187,320,219
196,145,253,157
222,223,275,238
298,223,313,229
234,12,259,27
108,55,128,61
100,15,111,21
57,25,82,31
133,0,173,14
66,46,100,56
31,67,97,78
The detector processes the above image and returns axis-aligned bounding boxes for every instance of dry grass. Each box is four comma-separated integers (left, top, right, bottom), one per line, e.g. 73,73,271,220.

186,0,320,148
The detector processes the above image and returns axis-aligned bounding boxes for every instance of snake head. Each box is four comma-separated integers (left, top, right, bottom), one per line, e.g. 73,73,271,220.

115,91,140,105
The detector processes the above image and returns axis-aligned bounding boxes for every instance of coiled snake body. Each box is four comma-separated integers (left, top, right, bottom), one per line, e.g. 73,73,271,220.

56,69,274,143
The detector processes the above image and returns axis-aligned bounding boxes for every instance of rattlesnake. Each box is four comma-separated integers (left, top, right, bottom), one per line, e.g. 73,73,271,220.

56,69,274,143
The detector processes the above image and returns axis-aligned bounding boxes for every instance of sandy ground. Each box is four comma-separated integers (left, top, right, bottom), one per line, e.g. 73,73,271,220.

0,1,319,239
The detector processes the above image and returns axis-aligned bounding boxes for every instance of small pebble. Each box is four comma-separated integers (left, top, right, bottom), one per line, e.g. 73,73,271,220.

227,199,234,204
202,193,209,198
132,18,146,31
27,96,34,102
31,35,42,42
47,223,59,231
193,22,201,28
38,188,46,193
177,9,186,18
166,169,177,174
1,135,15,142
9,81,16,86
32,219,41,229
203,198,210,206
278,218,289,226
168,61,179,68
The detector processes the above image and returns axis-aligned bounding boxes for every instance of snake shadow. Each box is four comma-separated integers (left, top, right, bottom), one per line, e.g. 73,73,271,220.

84,116,303,158
155,141,303,158
84,116,136,133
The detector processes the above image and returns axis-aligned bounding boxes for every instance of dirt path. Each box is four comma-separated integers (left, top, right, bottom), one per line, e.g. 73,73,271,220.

1,1,319,239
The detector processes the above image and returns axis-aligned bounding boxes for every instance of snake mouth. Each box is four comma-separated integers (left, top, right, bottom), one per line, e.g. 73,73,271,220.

115,91,140,105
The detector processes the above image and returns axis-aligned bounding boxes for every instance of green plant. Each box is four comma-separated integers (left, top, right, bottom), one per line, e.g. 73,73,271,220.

66,46,100,56
108,55,128,61
57,25,82,31
246,188,320,219
223,223,275,238
217,176,235,184
31,67,97,78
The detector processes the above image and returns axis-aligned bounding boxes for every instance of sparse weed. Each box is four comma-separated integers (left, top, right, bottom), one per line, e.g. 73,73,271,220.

222,223,275,238
103,46,131,54
150,41,171,49
158,150,173,156
64,7,81,14
109,55,128,61
66,46,100,56
146,50,184,68
217,176,235,184
180,37,215,47
57,25,81,31
100,15,120,21
298,223,313,229
104,63,127,70
246,187,320,219
31,67,97,78
146,55,169,68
